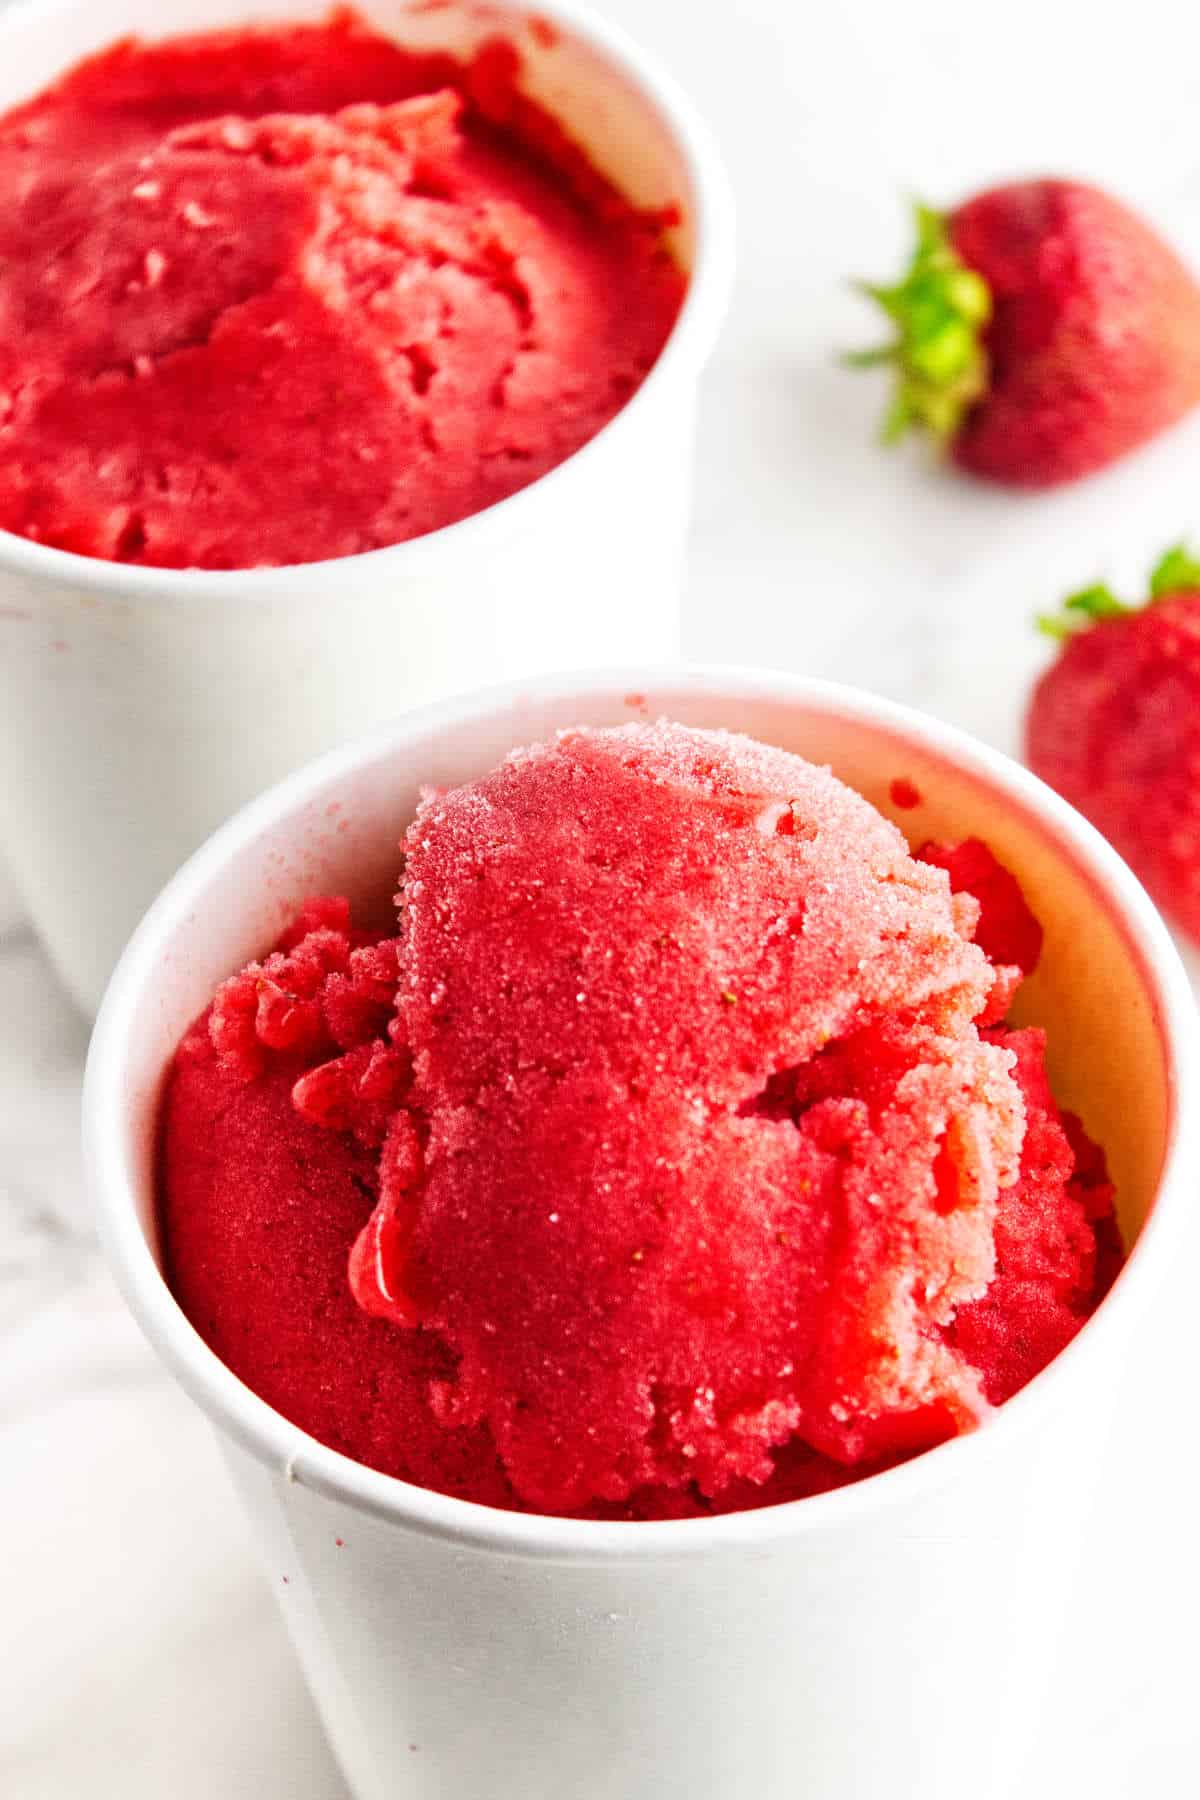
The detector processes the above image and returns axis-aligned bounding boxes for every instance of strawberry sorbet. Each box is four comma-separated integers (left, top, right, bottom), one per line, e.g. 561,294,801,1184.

160,723,1120,1518
0,11,684,568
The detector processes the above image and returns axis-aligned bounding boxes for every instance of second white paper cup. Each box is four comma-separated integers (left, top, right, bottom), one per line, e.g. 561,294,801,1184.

85,668,1200,1800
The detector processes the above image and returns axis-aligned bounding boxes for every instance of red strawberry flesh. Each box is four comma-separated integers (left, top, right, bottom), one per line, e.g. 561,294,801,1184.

949,181,1200,486
1028,585,1200,939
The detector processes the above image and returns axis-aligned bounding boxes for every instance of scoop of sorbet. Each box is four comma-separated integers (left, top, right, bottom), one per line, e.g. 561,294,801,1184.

345,725,1032,1510
163,723,1118,1517
0,20,683,566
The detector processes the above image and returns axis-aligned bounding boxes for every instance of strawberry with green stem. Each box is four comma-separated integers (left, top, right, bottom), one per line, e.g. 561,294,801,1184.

1027,542,1200,939
850,184,1200,488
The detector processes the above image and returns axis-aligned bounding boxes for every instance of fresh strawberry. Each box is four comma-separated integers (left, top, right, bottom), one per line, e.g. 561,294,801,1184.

849,184,1200,487
1026,543,1200,937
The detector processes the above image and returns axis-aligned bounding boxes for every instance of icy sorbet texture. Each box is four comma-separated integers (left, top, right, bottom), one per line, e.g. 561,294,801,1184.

0,10,684,567
161,724,1121,1517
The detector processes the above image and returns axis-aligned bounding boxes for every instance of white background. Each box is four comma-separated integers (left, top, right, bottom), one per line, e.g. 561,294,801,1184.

5,0,1200,1793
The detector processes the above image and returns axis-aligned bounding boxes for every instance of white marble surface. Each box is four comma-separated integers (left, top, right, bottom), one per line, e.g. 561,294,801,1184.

6,0,1200,1793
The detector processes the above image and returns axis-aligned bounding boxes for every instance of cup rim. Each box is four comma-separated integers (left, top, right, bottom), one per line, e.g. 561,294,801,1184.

0,0,734,602
84,664,1200,1562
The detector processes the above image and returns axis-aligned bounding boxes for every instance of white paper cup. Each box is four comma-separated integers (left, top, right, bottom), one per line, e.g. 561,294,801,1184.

85,667,1200,1800
0,0,732,1016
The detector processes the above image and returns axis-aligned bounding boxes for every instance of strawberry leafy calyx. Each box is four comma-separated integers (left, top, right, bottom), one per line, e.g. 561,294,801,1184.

1037,542,1200,641
1148,543,1200,600
846,202,992,445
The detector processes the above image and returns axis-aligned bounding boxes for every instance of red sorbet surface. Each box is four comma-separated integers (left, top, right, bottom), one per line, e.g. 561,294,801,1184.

0,10,684,568
160,725,1120,1518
